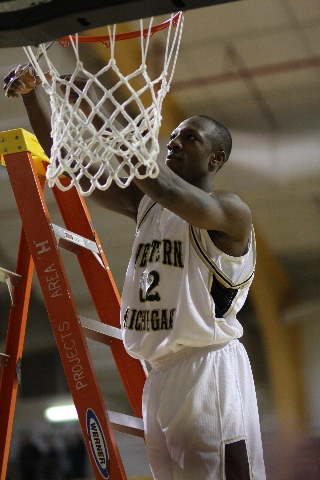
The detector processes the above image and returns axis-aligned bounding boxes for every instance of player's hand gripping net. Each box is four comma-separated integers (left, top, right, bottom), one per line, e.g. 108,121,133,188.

22,13,184,195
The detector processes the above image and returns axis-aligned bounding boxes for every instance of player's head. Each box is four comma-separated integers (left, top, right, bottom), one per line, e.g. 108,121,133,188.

196,115,232,164
166,115,232,186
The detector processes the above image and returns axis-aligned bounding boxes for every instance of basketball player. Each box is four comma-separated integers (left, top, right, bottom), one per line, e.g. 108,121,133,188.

4,67,266,480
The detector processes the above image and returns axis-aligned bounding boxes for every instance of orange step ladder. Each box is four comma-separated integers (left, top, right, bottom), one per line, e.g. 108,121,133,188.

0,129,147,480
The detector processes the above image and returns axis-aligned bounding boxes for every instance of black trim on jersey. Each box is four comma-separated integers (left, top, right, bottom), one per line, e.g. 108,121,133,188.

136,201,157,233
190,226,255,289
211,276,239,318
223,439,251,480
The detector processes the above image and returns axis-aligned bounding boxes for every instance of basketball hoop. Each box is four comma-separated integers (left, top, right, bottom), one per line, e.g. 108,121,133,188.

23,12,185,195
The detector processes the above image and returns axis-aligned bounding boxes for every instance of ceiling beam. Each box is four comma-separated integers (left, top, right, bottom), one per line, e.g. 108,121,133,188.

171,55,320,90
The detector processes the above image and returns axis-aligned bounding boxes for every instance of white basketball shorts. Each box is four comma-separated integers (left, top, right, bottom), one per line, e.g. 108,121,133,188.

142,340,266,480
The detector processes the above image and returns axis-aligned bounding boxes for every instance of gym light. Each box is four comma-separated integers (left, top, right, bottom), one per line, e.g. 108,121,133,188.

44,404,78,422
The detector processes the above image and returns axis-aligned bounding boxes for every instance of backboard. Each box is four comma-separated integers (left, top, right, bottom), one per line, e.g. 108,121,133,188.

0,0,241,48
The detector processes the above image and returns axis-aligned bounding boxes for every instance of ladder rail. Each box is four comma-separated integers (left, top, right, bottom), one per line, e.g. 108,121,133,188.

0,226,34,480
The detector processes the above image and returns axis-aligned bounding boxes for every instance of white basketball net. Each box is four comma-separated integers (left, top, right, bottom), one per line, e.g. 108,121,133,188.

24,13,184,195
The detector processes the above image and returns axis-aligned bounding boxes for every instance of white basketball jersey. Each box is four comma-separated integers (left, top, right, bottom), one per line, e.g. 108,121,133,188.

121,195,256,363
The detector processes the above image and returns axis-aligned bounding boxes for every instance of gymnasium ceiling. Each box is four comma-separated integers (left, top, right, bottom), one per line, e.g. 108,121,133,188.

0,0,319,419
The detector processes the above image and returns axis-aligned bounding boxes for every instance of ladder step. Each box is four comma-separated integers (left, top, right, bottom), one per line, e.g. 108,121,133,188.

52,223,99,254
0,354,10,368
80,315,122,346
80,315,150,378
108,411,144,438
52,223,105,268
0,267,22,285
0,267,22,306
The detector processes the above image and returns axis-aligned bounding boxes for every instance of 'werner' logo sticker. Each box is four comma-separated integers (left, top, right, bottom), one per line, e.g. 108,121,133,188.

86,408,110,478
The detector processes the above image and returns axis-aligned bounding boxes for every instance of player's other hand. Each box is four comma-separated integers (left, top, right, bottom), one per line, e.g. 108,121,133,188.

3,65,51,98
59,75,88,102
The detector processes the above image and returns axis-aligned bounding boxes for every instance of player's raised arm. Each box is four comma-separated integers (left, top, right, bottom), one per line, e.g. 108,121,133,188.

3,68,144,220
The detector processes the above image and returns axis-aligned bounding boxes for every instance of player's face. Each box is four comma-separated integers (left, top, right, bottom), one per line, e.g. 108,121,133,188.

166,117,215,185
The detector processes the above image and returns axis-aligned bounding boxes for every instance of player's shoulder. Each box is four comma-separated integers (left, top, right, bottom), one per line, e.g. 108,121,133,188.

209,189,251,215
207,190,252,255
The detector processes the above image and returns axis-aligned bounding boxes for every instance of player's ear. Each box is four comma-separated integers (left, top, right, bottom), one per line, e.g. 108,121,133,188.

209,151,226,170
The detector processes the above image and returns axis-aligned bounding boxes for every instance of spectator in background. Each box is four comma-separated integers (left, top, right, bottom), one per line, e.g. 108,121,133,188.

65,432,87,479
41,435,59,480
18,433,41,480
